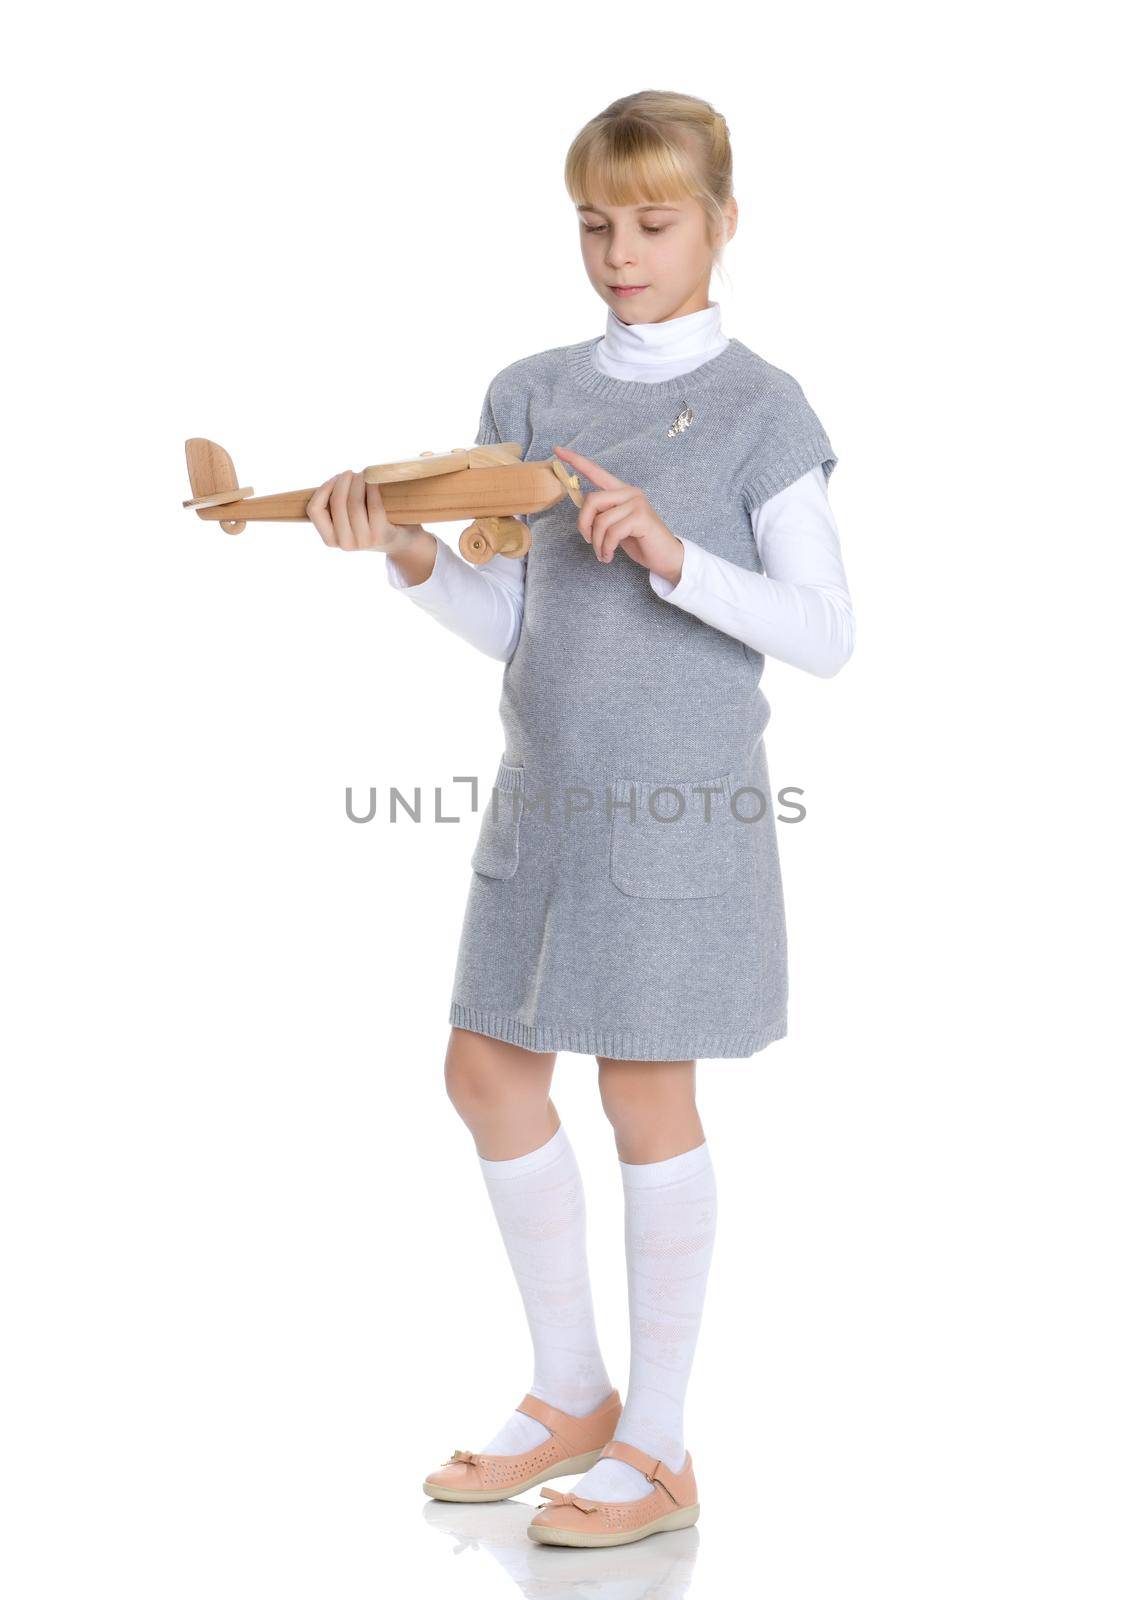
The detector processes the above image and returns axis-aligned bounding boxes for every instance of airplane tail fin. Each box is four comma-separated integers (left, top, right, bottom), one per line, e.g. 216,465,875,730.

183,438,248,532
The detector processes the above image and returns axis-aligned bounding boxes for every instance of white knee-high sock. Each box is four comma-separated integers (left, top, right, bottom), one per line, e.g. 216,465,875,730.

572,1140,718,1502
476,1123,614,1455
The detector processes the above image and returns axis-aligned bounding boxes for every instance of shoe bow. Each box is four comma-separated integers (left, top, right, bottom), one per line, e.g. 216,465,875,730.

537,1487,599,1514
448,1449,478,1464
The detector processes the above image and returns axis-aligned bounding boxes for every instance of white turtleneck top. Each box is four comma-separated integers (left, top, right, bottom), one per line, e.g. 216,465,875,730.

385,302,854,677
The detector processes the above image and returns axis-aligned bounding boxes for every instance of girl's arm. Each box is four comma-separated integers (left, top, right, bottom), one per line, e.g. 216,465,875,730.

382,378,526,663
385,537,525,663
647,467,855,677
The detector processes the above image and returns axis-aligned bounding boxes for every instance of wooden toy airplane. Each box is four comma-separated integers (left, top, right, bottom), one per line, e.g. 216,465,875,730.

182,438,584,563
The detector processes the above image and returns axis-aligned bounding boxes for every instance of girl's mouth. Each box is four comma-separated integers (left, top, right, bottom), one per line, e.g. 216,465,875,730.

610,285,648,297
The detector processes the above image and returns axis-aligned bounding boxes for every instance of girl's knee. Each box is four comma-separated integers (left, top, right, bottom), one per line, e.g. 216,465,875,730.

596,1058,697,1136
444,1038,502,1118
443,1028,552,1125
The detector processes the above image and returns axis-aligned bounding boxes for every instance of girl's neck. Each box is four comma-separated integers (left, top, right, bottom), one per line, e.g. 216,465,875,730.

598,300,725,371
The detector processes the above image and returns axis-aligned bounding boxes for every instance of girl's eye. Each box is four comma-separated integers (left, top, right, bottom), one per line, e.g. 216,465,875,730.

582,224,666,234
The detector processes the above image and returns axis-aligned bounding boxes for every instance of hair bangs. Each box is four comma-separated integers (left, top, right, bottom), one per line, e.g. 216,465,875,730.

566,122,701,213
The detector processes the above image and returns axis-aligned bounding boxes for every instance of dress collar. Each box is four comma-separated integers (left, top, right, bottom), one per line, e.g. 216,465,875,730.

598,300,726,371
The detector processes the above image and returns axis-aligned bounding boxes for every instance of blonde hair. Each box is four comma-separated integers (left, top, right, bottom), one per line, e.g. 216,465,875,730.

564,90,735,283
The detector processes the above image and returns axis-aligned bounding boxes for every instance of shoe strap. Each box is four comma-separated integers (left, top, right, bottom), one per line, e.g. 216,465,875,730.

599,1439,688,1504
516,1390,618,1456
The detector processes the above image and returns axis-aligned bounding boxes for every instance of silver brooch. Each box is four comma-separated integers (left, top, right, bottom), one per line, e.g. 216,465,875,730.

667,403,694,438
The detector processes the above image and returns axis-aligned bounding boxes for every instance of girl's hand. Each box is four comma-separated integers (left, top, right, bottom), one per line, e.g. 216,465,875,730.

305,469,421,552
552,446,684,584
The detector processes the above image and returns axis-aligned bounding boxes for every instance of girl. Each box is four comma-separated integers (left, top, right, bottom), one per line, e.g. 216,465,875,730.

306,90,854,1549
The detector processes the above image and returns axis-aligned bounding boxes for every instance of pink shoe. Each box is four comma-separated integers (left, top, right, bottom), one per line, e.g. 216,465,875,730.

422,1389,622,1503
526,1438,700,1547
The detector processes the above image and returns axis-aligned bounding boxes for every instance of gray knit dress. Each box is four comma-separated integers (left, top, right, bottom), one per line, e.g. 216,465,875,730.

448,336,837,1061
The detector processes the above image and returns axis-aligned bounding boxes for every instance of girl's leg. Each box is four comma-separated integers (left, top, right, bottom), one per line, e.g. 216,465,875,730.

571,1057,718,1501
443,1027,614,1452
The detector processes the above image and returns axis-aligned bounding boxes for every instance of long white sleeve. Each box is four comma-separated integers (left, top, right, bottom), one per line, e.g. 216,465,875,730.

385,535,524,662
647,464,854,677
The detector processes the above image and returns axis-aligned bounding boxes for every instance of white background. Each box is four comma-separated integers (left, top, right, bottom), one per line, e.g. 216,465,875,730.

3,3,1139,1597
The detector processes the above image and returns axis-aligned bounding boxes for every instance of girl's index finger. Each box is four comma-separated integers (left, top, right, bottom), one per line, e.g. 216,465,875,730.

553,444,626,491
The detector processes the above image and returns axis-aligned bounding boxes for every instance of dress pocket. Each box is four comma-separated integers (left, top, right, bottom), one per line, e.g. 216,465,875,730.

470,754,525,880
609,772,738,899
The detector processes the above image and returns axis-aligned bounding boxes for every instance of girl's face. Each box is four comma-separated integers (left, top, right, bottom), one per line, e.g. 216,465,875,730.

576,192,736,324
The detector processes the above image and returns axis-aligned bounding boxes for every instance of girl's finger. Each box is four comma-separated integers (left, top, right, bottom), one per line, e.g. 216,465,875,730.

585,500,627,556
554,445,627,492
365,480,391,544
596,505,641,562
306,475,337,545
347,472,370,549
330,470,355,550
577,486,633,542
592,508,637,566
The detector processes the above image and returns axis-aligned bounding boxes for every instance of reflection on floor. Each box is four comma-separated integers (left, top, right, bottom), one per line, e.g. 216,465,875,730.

423,1496,699,1598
